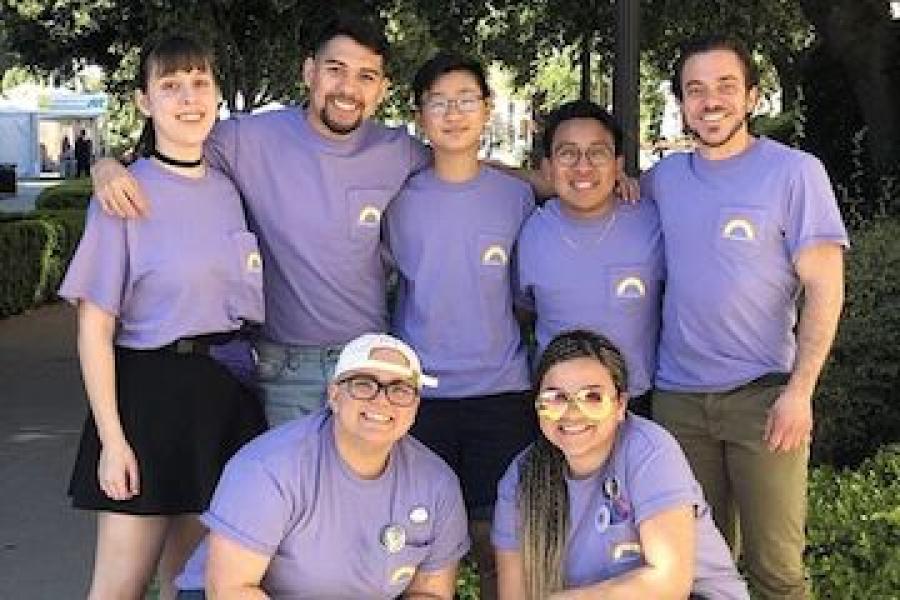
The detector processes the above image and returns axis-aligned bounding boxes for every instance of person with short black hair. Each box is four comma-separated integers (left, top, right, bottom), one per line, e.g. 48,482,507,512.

74,129,93,177
518,99,662,418
384,52,537,600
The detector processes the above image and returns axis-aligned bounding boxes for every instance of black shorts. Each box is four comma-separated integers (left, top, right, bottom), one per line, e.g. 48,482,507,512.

68,345,266,515
410,390,538,520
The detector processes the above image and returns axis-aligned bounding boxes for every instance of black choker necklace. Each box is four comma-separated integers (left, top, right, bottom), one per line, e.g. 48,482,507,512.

151,150,203,168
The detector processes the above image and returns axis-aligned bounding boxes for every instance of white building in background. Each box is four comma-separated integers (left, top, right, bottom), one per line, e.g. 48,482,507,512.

0,84,108,178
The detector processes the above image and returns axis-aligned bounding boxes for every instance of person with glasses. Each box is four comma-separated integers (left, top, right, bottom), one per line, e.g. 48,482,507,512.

383,53,536,599
516,100,663,419
492,330,748,600
175,333,470,599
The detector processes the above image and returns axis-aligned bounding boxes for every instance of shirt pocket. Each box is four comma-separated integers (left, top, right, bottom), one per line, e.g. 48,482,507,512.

346,187,391,252
227,230,265,323
714,206,768,260
607,264,661,315
474,232,513,281
381,539,432,596
601,521,644,579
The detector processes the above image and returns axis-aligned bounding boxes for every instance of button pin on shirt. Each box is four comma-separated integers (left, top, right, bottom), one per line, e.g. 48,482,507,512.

595,504,611,533
245,251,263,273
409,506,429,524
380,524,407,554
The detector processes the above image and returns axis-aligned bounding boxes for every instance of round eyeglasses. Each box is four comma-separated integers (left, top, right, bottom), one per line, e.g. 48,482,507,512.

339,375,419,407
535,386,617,421
552,143,616,168
421,94,485,117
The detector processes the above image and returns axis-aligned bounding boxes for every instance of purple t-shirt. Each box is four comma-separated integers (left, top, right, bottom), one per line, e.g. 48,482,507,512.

517,198,663,396
385,167,533,397
649,138,849,392
205,107,430,346
59,159,264,348
177,410,470,598
492,415,748,599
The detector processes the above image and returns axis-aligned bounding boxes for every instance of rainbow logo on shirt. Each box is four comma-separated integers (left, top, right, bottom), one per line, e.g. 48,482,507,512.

615,276,646,298
358,205,382,227
390,565,416,585
245,251,263,273
481,244,508,266
721,218,756,241
612,541,643,561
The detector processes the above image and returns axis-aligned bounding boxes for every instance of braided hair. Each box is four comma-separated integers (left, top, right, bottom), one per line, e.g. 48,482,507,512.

517,329,629,599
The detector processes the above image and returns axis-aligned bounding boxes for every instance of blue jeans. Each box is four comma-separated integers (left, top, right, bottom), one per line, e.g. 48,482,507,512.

254,340,343,427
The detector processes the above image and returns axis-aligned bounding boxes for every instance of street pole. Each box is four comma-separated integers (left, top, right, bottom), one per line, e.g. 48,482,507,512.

614,0,640,174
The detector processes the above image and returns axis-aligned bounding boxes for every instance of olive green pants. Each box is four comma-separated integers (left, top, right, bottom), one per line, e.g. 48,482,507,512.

654,381,810,600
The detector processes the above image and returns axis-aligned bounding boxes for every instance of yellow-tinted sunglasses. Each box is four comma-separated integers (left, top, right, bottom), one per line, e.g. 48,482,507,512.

535,386,617,421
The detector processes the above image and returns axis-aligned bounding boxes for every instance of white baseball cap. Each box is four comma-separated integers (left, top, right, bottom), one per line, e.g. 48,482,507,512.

332,333,438,389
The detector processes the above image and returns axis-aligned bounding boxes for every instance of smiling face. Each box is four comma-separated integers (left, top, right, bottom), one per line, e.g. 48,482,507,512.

679,48,758,159
537,357,627,478
328,347,419,453
303,35,387,139
416,69,490,157
544,118,623,219
136,63,218,159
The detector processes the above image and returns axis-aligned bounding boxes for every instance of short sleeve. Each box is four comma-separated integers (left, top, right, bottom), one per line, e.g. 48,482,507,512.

625,426,701,526
204,118,240,180
201,453,296,556
58,199,129,315
513,216,538,312
783,155,849,259
418,473,471,572
490,458,522,551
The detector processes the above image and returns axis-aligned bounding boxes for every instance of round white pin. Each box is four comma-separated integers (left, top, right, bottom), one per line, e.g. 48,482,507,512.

409,506,429,524
380,524,406,554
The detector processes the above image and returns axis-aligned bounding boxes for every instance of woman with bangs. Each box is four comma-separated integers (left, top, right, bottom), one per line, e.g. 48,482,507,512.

59,35,266,599
492,330,749,599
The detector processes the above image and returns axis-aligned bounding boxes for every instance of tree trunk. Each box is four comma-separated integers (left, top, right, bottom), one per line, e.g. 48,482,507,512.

580,32,592,101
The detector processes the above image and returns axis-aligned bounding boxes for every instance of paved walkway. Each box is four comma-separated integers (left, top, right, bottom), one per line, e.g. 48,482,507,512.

0,302,93,597
0,179,60,213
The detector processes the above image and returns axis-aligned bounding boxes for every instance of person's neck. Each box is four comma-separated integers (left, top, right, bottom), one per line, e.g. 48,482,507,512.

333,427,391,480
433,151,480,183
305,110,357,142
697,131,755,161
559,196,616,221
151,144,205,178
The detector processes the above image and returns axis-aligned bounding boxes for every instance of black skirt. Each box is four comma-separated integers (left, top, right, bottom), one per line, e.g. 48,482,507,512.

68,345,266,514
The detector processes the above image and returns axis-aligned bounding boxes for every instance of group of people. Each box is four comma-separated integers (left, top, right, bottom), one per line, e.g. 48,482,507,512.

59,10,846,600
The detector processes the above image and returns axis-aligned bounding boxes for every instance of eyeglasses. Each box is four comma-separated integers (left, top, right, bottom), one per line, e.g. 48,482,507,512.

421,94,484,116
552,143,616,168
339,375,419,407
535,386,618,421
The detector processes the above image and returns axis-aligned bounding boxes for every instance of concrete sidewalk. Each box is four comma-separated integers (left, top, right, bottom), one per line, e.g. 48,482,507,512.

0,303,93,597
0,179,61,214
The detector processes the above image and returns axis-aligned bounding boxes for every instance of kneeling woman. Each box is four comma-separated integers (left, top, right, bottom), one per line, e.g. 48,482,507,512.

176,334,470,599
492,330,749,599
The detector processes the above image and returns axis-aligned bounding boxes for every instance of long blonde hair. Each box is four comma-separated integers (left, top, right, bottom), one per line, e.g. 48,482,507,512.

517,330,629,599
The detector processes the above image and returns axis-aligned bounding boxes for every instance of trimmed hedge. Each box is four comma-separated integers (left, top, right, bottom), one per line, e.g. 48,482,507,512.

34,177,93,210
813,217,900,468
807,445,900,598
0,209,86,318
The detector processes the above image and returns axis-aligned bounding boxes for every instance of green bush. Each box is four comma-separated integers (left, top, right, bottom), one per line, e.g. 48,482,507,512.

813,217,900,468
0,219,62,318
807,445,900,598
0,209,85,318
34,177,93,210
